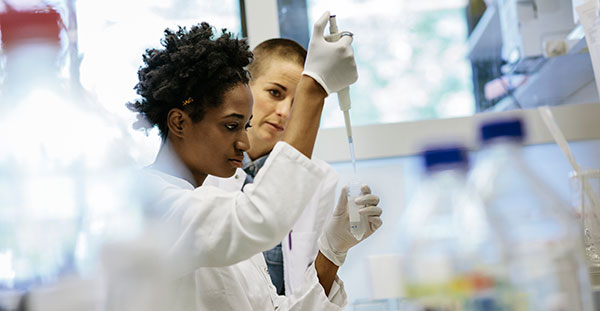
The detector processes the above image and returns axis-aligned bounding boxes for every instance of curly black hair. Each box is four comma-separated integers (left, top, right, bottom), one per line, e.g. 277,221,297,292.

126,22,252,139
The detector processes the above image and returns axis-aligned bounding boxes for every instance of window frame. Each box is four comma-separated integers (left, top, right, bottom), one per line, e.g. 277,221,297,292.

241,1,600,160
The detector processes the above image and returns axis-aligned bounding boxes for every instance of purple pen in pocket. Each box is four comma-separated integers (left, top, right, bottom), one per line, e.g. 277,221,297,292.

288,230,292,250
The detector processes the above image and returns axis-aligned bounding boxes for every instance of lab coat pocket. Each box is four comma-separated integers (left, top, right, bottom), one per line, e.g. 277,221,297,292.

286,231,319,293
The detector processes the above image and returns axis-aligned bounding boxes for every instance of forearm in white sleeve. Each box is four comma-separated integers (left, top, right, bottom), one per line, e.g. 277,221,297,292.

159,142,325,274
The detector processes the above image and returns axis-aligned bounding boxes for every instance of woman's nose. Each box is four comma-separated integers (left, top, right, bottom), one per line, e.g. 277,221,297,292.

275,99,292,119
236,130,250,152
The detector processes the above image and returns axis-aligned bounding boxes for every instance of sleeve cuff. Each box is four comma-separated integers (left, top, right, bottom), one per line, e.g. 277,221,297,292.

304,264,348,308
327,274,347,304
272,247,348,310
318,234,347,267
301,71,331,95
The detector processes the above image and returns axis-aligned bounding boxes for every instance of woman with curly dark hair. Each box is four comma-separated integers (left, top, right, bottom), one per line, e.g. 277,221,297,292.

202,38,384,302
129,11,369,310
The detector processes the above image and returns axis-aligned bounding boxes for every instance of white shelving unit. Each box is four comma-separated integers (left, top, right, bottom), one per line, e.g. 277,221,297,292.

467,6,502,61
514,50,595,107
514,25,596,107
467,4,599,108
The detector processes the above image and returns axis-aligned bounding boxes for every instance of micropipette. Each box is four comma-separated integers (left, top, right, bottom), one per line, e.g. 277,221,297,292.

328,15,357,175
329,15,363,240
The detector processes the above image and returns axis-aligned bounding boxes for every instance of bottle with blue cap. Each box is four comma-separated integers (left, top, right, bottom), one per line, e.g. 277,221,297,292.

398,145,512,310
468,118,594,310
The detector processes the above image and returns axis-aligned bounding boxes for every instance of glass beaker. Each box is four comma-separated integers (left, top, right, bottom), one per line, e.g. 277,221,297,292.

570,170,600,269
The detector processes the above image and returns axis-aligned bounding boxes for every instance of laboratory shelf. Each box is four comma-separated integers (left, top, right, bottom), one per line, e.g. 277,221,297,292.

567,25,587,55
468,4,597,110
467,6,502,61
513,32,593,107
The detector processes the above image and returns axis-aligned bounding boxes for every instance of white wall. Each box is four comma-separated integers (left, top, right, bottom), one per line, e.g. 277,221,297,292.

313,103,600,162
244,0,280,49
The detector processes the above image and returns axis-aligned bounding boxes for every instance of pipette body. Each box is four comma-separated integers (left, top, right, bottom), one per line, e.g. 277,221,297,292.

329,15,357,174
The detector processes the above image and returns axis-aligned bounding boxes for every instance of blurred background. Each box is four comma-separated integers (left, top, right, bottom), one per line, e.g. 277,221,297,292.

1,0,599,309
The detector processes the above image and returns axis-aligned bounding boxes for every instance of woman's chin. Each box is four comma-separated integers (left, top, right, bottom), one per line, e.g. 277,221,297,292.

213,166,238,178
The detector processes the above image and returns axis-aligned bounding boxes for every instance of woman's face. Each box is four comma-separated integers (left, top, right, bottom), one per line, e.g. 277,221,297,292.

181,83,253,179
247,59,303,152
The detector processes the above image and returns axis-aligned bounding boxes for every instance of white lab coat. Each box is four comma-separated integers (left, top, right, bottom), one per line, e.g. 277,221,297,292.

143,142,347,310
173,252,347,310
203,157,339,295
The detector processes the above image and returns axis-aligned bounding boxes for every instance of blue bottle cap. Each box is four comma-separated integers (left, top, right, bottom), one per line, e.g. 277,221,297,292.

480,118,524,143
422,146,468,172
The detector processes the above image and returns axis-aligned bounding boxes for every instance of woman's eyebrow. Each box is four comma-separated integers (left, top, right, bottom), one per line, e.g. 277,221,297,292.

222,113,245,119
267,82,287,92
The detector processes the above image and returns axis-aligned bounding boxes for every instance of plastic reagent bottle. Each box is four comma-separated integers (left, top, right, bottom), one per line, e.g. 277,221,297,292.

469,118,593,310
0,7,146,305
399,146,511,310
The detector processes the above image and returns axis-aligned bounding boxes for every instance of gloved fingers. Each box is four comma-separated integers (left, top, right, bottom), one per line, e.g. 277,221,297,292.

358,205,382,217
325,31,354,44
337,32,354,45
355,193,379,206
333,186,349,216
368,217,383,231
360,184,371,195
362,207,383,233
312,11,330,38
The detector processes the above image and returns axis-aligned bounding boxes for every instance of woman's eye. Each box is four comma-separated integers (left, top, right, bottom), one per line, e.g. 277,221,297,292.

225,123,238,130
268,89,281,97
244,122,253,131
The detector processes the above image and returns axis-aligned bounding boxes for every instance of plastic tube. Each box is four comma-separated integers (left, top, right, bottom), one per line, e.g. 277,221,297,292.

347,180,364,240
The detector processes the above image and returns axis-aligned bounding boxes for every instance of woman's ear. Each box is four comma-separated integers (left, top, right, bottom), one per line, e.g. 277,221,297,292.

167,108,188,139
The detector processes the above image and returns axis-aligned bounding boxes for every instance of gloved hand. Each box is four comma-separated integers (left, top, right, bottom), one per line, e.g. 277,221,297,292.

318,185,382,266
302,11,358,95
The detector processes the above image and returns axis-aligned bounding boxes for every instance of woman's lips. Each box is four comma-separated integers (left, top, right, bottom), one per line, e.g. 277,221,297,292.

229,159,243,168
266,122,284,131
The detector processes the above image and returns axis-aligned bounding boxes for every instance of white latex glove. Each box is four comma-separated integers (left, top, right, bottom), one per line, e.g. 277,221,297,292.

318,185,382,266
302,11,358,95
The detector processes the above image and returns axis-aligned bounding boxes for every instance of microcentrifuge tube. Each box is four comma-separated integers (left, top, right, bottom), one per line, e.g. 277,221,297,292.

347,181,364,240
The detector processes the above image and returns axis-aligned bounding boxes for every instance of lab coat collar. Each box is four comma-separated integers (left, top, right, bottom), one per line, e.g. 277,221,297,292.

145,167,195,190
